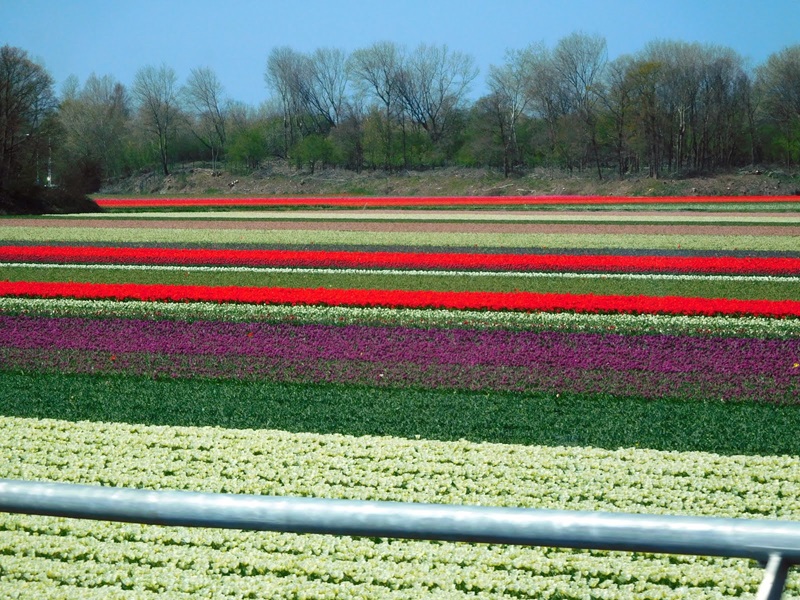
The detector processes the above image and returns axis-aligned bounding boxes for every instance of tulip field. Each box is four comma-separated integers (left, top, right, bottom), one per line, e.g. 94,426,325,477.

1,194,800,598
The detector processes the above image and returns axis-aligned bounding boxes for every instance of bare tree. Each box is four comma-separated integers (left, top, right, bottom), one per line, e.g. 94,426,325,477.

740,69,760,165
642,40,702,172
698,46,750,169
59,73,130,185
182,66,227,172
349,41,403,169
552,32,608,179
306,47,349,128
756,45,800,165
132,64,179,176
523,43,568,161
488,48,532,176
265,47,308,155
395,44,478,145
600,55,637,177
627,59,664,178
640,40,751,172
0,45,56,195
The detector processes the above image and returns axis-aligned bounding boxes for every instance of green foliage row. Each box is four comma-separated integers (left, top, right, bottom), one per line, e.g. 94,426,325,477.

1,371,798,457
3,264,798,300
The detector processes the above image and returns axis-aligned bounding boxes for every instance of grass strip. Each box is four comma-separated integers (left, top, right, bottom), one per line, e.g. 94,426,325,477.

9,262,800,284
1,226,798,251
6,240,799,258
0,371,798,456
3,264,798,300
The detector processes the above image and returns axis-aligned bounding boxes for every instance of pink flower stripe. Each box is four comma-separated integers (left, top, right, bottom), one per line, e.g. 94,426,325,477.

2,280,799,317
93,195,800,208
3,245,799,275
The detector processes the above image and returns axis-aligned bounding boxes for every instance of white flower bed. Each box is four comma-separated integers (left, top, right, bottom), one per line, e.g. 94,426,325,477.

2,416,799,598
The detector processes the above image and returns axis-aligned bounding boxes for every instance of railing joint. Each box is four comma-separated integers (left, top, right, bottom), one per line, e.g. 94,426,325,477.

756,552,791,600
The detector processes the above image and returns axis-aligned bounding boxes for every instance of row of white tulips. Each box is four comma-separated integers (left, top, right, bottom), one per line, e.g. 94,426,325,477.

2,297,798,339
1,416,799,598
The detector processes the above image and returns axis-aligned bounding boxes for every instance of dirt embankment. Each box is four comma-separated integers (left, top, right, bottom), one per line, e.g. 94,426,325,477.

100,163,800,199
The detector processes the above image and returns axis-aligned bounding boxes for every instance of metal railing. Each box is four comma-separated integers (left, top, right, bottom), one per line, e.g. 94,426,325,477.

0,478,797,599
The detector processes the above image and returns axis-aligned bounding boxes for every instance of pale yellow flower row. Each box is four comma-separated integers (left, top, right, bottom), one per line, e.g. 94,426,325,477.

1,416,799,598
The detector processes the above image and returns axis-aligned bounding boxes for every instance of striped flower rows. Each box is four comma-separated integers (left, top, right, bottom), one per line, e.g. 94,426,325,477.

3,244,800,275
4,297,800,338
3,316,797,402
2,196,800,597
2,280,800,317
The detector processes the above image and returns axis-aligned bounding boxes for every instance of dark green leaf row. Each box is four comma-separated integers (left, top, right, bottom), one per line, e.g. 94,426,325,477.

1,371,798,457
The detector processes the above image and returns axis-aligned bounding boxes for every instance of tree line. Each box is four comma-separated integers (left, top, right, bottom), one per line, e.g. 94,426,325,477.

2,34,800,207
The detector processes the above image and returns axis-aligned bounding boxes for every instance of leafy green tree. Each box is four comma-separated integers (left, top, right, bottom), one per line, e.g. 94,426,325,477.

228,125,268,170
626,59,664,178
458,94,506,169
328,112,364,171
292,134,337,173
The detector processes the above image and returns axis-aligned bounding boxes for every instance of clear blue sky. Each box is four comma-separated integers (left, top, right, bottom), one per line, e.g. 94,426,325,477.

2,0,799,107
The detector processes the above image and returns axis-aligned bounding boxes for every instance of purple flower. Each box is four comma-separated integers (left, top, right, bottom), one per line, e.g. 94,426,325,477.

1,316,796,403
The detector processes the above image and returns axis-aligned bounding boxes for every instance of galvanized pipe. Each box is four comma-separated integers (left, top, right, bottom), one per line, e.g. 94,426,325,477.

2,478,800,566
757,553,791,600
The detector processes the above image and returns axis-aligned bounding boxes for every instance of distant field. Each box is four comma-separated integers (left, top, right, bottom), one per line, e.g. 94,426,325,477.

1,195,799,598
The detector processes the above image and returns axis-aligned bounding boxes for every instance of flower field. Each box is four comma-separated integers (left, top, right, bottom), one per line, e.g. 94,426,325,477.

93,194,800,208
1,195,800,598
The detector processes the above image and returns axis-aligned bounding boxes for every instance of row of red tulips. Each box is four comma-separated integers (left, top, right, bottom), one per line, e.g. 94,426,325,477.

93,195,800,208
2,280,799,317
3,245,799,275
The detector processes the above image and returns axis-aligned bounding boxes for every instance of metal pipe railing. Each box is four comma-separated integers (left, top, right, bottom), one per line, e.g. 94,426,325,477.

0,478,796,598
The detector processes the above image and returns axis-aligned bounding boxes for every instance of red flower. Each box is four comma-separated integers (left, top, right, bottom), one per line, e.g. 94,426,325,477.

93,195,800,208
2,245,798,275
1,280,799,318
